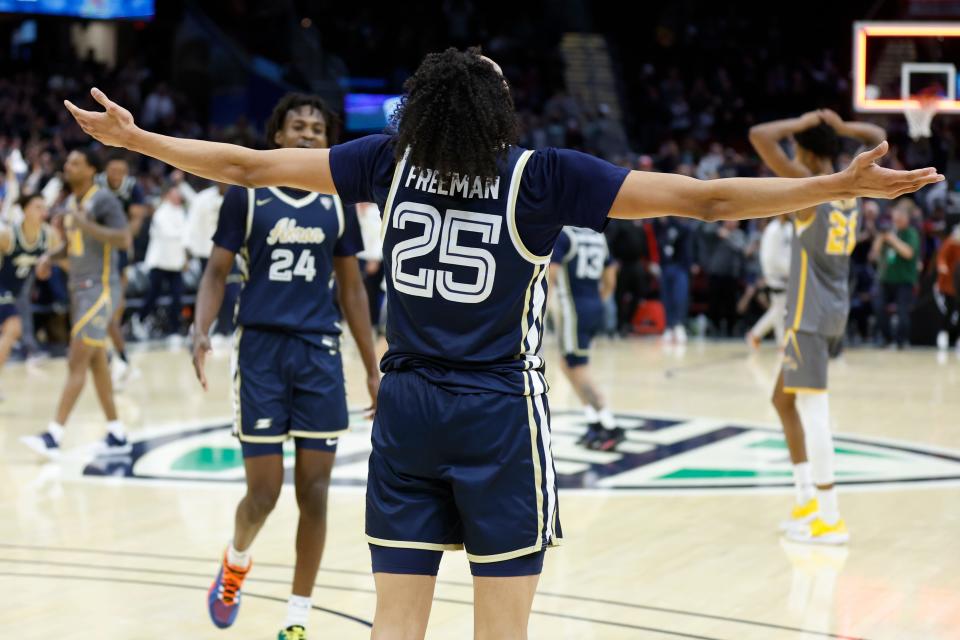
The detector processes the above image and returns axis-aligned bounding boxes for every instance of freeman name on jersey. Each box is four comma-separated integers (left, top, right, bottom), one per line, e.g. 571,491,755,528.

266,217,327,245
404,166,501,200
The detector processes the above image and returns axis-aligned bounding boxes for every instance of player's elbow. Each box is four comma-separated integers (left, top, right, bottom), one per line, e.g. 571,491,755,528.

695,195,729,223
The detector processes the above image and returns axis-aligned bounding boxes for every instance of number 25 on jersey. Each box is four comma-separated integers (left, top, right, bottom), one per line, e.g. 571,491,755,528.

390,202,501,304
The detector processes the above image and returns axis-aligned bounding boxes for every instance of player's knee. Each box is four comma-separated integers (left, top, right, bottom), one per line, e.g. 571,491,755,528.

771,388,794,413
296,477,330,519
245,485,281,520
2,316,22,341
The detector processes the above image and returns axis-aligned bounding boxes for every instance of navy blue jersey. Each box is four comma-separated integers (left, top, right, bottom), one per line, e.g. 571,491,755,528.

212,186,363,345
330,135,628,395
550,226,611,310
0,222,53,298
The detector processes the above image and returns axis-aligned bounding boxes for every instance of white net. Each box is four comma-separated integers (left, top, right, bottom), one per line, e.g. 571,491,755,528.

904,99,938,140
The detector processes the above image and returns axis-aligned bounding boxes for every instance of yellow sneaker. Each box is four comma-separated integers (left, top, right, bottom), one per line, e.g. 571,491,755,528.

785,517,849,545
779,497,818,532
278,625,307,640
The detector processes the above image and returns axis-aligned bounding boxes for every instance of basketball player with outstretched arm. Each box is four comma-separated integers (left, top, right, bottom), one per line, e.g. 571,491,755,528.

750,109,886,544
65,49,938,639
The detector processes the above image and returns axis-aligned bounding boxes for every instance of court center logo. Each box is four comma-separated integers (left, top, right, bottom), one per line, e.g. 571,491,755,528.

82,410,960,491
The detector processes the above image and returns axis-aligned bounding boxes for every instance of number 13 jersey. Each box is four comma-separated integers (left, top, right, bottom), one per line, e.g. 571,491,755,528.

212,186,362,346
329,135,629,396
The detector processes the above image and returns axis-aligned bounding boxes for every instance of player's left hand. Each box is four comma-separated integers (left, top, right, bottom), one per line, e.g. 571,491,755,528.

364,374,380,419
64,88,139,149
841,141,943,199
35,254,53,281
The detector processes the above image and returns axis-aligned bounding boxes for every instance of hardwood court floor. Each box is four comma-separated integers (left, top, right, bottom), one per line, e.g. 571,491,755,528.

2,336,959,639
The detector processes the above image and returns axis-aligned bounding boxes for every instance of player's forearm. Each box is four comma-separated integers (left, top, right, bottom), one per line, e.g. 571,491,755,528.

77,219,132,248
339,283,379,377
128,129,263,188
697,173,849,222
194,267,227,337
887,234,915,259
836,121,886,147
749,117,808,145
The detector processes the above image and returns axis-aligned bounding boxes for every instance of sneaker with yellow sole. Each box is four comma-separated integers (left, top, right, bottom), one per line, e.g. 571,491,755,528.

779,497,818,532
785,517,849,545
278,625,307,639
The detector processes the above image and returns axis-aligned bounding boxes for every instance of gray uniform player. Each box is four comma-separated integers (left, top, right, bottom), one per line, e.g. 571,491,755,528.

64,187,126,347
21,148,132,460
782,197,859,392
751,109,885,545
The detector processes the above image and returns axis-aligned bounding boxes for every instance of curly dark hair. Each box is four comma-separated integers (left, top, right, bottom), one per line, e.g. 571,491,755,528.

794,121,841,160
393,47,519,179
265,93,340,149
72,146,103,173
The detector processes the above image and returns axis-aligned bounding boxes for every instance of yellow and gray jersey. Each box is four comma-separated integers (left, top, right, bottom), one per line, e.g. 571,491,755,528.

784,199,859,337
63,186,127,291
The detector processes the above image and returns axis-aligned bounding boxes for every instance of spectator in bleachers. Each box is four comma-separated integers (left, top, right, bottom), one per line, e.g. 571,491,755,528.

653,217,694,343
607,218,657,335
871,200,921,349
135,185,187,339
848,199,880,343
746,215,792,348
697,220,746,337
936,223,960,351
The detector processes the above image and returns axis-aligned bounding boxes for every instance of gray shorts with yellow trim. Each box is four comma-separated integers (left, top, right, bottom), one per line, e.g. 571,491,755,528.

232,327,346,457
782,329,842,393
70,283,119,348
366,370,561,566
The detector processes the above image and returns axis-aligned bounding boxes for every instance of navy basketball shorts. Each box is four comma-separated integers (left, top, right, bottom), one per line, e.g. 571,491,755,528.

558,298,603,368
232,327,347,457
782,329,842,393
366,370,561,577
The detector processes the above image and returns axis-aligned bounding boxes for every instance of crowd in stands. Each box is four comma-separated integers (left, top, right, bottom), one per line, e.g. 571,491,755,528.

1,11,959,363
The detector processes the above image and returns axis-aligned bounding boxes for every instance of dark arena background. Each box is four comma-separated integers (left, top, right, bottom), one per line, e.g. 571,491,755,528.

2,1,959,638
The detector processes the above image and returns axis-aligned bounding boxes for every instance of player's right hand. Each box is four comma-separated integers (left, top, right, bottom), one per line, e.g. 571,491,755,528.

191,329,212,391
64,88,139,149
842,141,943,200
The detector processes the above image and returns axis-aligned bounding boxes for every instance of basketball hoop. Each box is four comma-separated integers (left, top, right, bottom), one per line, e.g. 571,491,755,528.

904,96,938,140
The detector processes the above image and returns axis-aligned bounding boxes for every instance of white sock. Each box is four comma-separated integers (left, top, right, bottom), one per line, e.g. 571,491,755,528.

817,487,840,525
107,420,126,439
792,462,814,504
284,594,311,629
597,407,616,429
583,405,599,424
47,421,65,443
797,392,835,487
227,540,251,569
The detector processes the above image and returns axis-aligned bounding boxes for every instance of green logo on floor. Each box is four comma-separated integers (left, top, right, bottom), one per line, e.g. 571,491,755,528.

82,411,960,492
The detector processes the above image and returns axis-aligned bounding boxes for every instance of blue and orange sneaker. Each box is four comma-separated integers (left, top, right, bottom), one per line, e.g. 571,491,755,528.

208,551,252,629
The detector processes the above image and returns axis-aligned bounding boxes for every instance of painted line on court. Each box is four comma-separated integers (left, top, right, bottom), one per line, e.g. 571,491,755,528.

0,563,723,639
0,572,373,628
663,354,747,378
0,545,866,639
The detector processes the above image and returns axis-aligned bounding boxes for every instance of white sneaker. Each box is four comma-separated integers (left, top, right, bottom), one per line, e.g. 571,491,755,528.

663,328,675,343
21,431,61,461
674,325,687,344
937,331,949,351
111,357,130,387
131,316,150,342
